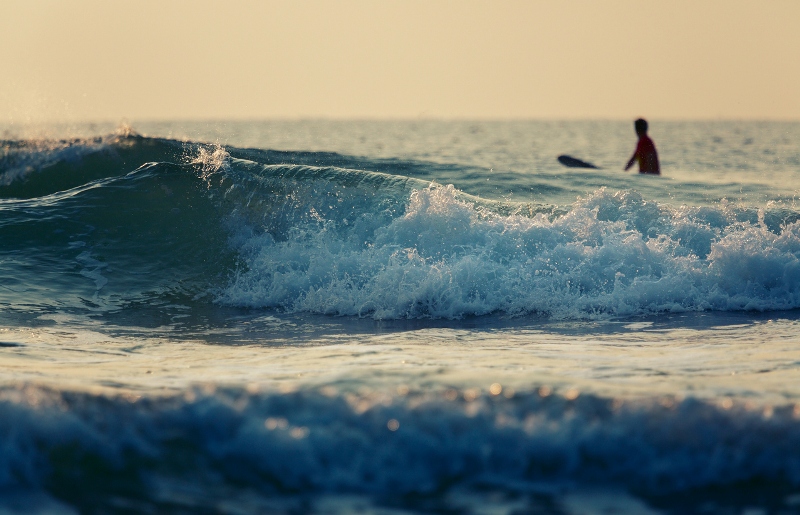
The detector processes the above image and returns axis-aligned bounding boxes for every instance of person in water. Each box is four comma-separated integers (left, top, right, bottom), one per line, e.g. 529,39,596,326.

624,118,660,175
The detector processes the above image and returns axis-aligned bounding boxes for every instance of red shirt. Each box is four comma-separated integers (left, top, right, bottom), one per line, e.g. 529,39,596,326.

634,135,660,174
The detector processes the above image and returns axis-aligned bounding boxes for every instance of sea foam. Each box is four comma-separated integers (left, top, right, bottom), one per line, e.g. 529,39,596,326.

218,171,800,319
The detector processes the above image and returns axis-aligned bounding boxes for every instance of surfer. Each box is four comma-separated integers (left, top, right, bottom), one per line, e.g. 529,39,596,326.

624,118,660,175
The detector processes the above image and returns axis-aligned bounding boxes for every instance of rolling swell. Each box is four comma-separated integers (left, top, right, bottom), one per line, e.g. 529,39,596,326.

0,131,438,199
0,133,441,323
2,384,800,511
0,132,186,199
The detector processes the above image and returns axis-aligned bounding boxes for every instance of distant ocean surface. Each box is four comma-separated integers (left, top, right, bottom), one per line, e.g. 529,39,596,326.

2,120,800,514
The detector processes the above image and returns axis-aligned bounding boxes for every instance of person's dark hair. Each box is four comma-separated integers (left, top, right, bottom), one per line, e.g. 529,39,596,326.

634,118,648,134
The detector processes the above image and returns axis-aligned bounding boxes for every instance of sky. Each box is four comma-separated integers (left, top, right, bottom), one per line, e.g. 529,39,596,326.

2,0,799,123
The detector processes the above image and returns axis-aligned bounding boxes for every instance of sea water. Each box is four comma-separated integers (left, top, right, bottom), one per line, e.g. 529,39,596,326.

1,120,800,514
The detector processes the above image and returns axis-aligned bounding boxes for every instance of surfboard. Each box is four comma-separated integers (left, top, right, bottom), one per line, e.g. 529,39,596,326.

557,155,600,169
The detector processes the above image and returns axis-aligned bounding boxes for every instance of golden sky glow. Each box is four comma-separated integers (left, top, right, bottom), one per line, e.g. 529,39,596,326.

2,0,799,122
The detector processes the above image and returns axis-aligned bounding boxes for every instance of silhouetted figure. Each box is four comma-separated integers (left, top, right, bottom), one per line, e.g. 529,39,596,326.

624,118,660,175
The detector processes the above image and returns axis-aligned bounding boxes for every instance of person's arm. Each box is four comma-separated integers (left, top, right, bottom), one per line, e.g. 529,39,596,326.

624,152,637,171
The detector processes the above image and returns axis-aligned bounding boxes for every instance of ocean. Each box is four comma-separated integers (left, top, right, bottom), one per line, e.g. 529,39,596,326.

1,119,800,514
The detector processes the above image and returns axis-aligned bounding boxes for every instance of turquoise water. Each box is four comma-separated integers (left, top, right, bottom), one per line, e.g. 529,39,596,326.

1,120,800,514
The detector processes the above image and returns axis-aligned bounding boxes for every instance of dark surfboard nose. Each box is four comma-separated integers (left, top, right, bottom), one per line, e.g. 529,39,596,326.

558,155,600,169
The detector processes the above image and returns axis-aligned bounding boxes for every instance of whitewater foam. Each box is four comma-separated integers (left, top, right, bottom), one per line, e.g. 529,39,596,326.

220,182,800,319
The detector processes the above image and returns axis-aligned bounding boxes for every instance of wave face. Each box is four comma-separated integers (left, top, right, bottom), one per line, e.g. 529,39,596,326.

1,136,232,320
3,133,800,321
